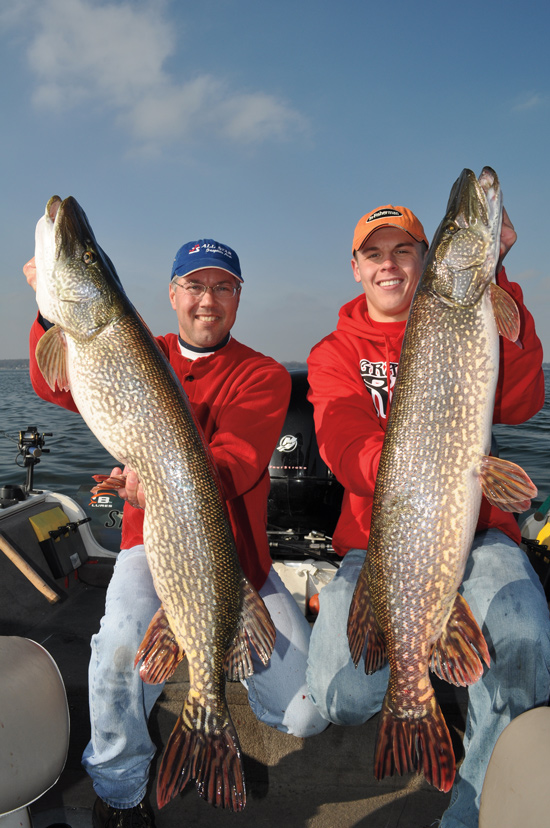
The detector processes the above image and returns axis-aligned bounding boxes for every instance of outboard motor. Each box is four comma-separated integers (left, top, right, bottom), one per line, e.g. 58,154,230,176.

268,370,343,537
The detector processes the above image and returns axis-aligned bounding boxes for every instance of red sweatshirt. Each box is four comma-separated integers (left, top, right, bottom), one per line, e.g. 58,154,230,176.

29,320,291,589
307,268,545,557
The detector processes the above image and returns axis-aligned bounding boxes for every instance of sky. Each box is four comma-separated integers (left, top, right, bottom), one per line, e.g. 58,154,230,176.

1,0,549,364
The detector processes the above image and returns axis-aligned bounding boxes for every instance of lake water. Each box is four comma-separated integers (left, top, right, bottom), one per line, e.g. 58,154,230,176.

1,366,549,512
0,369,118,497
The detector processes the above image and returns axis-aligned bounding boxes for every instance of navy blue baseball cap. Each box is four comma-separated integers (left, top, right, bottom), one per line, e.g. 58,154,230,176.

170,239,243,283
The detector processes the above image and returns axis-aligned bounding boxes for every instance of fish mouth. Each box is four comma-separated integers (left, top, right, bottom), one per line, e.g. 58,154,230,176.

48,194,122,289
51,196,98,262
478,166,502,233
447,168,498,230
426,167,503,305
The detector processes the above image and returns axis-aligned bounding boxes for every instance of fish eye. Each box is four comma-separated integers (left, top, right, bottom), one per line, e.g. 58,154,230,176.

443,220,458,234
83,250,96,265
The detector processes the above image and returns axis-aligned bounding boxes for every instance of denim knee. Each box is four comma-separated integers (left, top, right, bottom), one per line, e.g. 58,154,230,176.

307,548,387,726
487,597,550,710
308,665,388,726
481,574,550,665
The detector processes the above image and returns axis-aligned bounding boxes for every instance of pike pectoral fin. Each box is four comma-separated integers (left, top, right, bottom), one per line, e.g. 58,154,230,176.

375,693,455,792
135,606,184,684
430,593,490,686
35,325,70,391
157,696,245,811
480,455,537,512
91,473,127,495
224,576,276,680
347,565,386,673
490,283,520,342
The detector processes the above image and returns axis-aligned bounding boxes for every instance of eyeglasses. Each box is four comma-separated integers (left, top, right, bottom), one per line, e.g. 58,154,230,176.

173,280,241,300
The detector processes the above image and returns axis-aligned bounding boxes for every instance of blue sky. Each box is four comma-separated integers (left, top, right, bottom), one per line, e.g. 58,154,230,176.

1,0,549,363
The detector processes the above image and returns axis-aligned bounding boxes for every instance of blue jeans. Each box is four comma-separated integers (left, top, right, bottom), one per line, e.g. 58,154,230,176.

307,530,550,828
82,545,327,808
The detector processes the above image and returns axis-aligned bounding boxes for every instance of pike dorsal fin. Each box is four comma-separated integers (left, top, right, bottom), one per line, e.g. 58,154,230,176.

35,325,70,392
430,592,489,686
490,283,520,342
480,455,537,513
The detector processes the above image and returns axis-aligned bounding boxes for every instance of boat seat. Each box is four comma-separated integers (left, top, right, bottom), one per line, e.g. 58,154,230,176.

479,706,550,827
0,637,69,828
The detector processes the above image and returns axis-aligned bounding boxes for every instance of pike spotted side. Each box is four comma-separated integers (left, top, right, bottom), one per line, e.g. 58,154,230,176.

33,196,276,811
347,168,537,792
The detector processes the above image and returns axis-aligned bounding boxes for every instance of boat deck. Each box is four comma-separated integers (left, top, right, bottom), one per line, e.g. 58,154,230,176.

1,559,468,828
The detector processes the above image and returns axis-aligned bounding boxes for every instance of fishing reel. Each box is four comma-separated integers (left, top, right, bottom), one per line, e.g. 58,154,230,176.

18,426,52,494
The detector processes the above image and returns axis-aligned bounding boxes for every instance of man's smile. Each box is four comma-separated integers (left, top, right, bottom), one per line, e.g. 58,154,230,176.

377,278,403,288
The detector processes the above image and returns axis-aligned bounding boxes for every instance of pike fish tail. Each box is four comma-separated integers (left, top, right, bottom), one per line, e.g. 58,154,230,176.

157,693,245,811
136,607,247,811
348,571,486,791
375,694,455,793
135,579,276,811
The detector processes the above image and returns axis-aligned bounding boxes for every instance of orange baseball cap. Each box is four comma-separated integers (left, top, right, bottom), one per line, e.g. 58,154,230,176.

352,205,428,254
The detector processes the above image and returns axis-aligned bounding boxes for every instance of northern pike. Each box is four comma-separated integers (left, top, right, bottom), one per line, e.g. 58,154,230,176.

33,195,276,811
347,167,537,792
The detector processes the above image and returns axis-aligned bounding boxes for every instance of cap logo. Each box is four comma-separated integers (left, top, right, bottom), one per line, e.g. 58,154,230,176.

172,238,242,282
367,208,404,223
201,242,233,260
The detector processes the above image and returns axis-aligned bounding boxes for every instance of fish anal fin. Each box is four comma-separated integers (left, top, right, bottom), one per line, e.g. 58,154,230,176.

135,606,184,684
245,576,277,659
489,283,520,342
347,565,387,672
224,620,253,681
156,696,245,811
35,325,70,391
480,455,537,513
225,576,276,679
430,593,489,686
375,692,455,793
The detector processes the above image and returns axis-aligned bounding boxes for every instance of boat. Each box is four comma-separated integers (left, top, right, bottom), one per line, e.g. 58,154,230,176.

517,493,550,598
0,369,548,828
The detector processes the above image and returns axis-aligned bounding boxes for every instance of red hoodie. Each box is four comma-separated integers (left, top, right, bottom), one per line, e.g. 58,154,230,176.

307,268,545,557
29,319,291,589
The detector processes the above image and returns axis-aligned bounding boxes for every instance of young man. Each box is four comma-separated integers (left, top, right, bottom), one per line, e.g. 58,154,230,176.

306,206,550,827
25,239,327,828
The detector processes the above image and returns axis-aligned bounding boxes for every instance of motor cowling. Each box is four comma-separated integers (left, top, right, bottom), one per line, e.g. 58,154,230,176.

268,370,343,535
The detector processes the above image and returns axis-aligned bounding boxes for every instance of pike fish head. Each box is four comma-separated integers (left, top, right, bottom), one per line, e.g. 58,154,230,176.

423,167,502,307
35,195,127,340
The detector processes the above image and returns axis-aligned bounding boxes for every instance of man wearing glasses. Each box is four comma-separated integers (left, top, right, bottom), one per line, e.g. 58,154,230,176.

25,239,327,828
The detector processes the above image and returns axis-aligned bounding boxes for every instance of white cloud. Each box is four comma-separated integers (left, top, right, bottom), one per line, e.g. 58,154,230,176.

512,92,546,113
0,1,35,28
219,92,305,144
12,0,306,149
